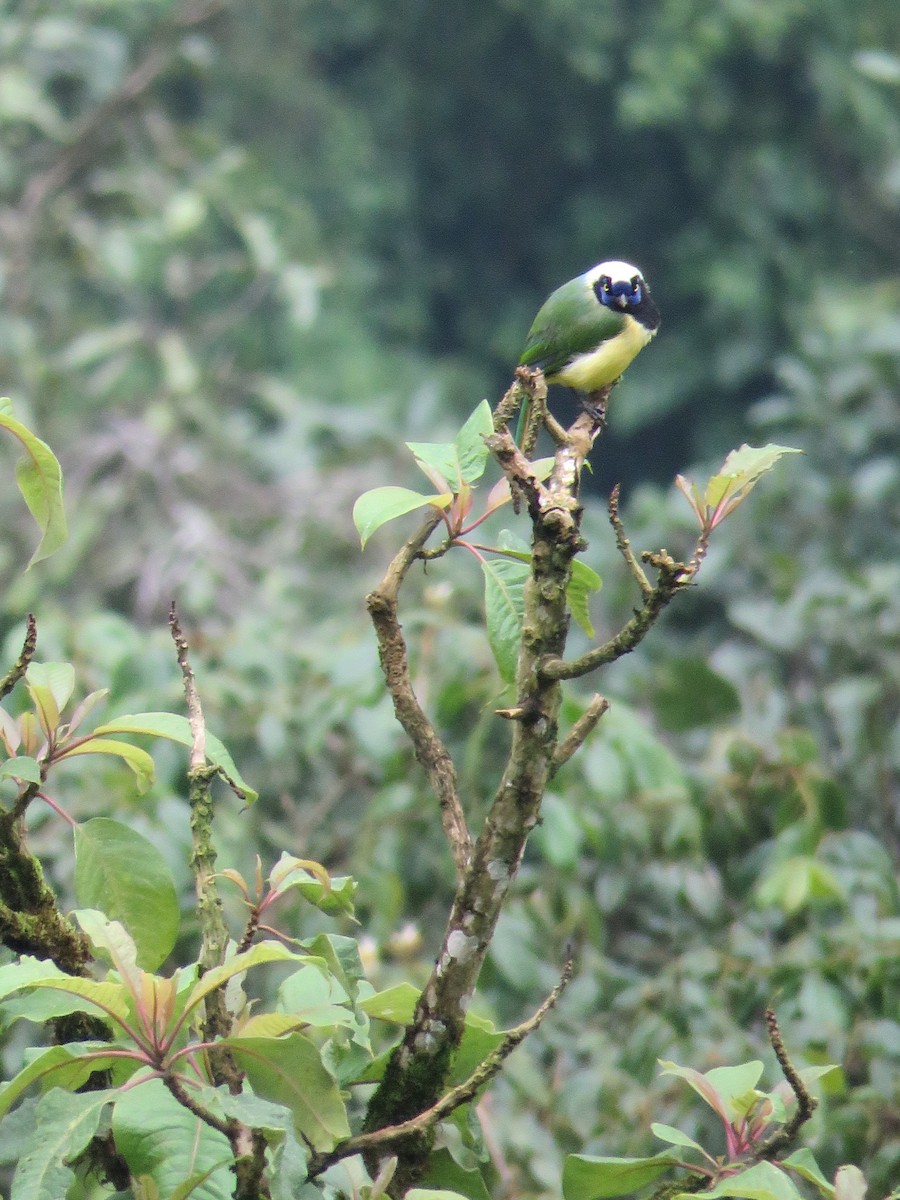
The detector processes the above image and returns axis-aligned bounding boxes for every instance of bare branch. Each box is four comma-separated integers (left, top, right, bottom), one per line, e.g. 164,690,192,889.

551,694,609,774
367,513,473,878
540,550,691,682
608,486,653,597
753,1008,818,1161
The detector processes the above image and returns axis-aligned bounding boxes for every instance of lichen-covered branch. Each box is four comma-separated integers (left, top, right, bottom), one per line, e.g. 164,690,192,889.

753,1008,818,1161
0,613,93,973
362,374,702,1194
168,605,264,1198
312,953,573,1177
0,614,36,702
362,382,607,1193
169,604,231,994
540,548,692,682
366,511,473,878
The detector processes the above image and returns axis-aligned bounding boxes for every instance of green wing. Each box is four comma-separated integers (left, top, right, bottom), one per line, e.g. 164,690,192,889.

519,275,626,377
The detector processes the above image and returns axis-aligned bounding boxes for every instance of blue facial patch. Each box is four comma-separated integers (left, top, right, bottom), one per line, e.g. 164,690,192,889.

595,275,643,309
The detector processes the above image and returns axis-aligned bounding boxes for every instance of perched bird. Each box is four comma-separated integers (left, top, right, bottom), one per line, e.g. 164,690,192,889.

516,260,660,443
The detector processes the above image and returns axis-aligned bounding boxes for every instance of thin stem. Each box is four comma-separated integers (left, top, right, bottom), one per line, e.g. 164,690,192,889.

551,695,609,775
540,551,691,682
0,614,37,701
608,486,652,597
753,1008,817,1161
34,792,77,826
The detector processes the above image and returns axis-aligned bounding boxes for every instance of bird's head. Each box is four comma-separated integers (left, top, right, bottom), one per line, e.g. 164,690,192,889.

588,260,650,312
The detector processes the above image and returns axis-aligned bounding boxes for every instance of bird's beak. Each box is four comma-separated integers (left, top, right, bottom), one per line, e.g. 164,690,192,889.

615,295,628,309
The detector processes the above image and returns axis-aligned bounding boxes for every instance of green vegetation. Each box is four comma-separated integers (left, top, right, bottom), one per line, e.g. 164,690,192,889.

0,1,897,1197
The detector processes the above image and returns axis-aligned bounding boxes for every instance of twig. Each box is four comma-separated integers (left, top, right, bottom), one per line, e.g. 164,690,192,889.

0,614,37,701
164,1072,234,1140
168,606,235,1046
551,695,609,775
540,550,691,682
169,602,206,771
753,1008,817,1160
367,513,473,879
311,953,575,1177
608,487,652,597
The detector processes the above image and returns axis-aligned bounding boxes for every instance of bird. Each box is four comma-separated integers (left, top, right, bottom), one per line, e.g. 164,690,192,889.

516,260,660,444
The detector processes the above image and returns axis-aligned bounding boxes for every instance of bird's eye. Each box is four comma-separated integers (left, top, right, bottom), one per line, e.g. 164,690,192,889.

630,276,640,293
600,276,612,293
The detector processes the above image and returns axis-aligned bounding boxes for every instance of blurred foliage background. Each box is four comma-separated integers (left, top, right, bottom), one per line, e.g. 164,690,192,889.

0,0,898,1195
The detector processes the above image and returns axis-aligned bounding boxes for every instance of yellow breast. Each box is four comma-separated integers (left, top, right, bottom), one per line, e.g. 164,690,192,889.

548,315,654,391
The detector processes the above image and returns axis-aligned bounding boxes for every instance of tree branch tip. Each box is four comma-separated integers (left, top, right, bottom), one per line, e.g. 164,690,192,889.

0,613,39,702
551,694,610,773
495,705,529,721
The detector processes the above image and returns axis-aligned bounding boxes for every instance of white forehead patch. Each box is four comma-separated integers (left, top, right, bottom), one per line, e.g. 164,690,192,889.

585,260,645,284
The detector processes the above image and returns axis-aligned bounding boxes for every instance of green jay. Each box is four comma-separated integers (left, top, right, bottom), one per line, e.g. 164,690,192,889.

516,260,660,444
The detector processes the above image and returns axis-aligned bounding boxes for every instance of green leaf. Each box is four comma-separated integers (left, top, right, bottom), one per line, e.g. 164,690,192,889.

756,857,845,914
223,1032,350,1149
353,485,451,548
481,533,601,645
360,981,428,1024
112,1076,233,1200
563,1152,682,1200
0,955,67,999
567,559,602,637
0,755,42,784
91,712,258,804
74,820,180,970
0,1045,124,1120
782,1149,835,1197
703,444,802,515
58,737,156,793
717,443,804,485
0,404,68,566
652,657,742,732
453,399,494,483
658,1060,764,1124
183,941,305,1017
650,1123,707,1154
24,976,132,1025
406,401,493,491
676,1160,805,1200
267,852,356,917
419,1149,493,1200
73,910,141,986
211,1089,311,1200
359,983,503,1085
275,964,357,1029
10,1087,114,1200
26,662,75,720
301,932,367,1003
482,554,528,683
